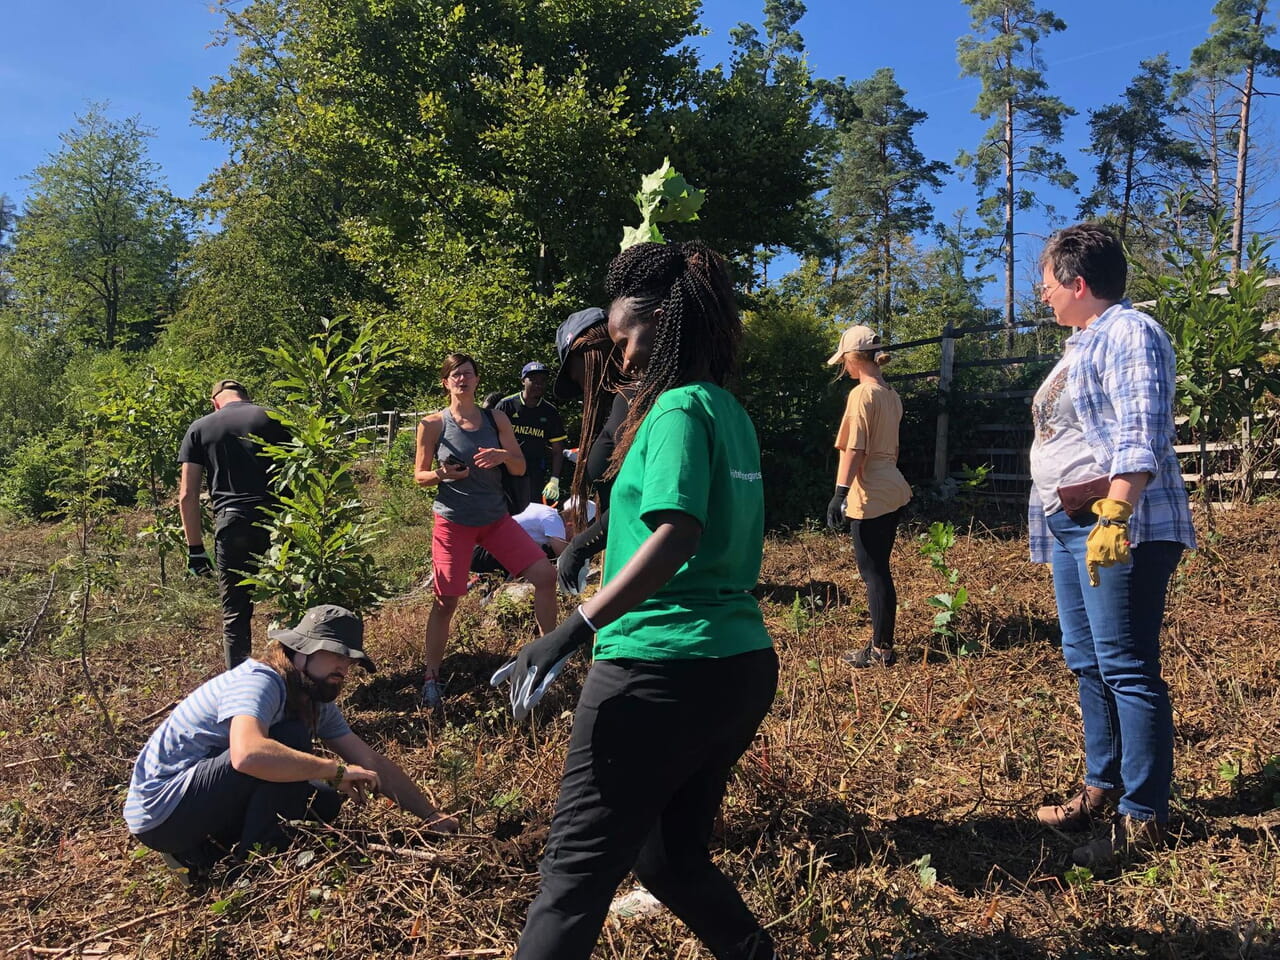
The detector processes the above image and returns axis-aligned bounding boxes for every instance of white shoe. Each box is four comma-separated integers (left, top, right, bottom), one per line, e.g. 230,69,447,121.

608,885,664,919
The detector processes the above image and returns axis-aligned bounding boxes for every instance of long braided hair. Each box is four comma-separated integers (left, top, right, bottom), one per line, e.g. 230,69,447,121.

603,241,740,478
566,321,626,530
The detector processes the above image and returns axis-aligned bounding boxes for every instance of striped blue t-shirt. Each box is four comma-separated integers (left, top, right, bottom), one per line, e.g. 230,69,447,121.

123,660,351,834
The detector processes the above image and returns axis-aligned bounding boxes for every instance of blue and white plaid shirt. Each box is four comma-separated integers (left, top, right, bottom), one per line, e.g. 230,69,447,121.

1028,301,1196,563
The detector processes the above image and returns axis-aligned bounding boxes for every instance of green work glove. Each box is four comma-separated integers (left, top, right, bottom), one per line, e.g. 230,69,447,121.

1085,498,1132,587
542,476,561,503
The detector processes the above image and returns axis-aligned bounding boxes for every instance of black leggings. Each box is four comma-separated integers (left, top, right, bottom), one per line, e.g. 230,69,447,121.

851,508,901,650
516,648,779,960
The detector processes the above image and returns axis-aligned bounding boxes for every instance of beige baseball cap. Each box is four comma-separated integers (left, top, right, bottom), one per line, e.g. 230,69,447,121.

826,325,882,365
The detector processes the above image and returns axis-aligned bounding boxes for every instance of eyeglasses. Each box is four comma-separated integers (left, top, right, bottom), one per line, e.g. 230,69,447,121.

1035,277,1075,301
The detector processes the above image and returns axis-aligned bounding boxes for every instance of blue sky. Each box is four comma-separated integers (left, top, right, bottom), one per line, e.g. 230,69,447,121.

0,0,1254,299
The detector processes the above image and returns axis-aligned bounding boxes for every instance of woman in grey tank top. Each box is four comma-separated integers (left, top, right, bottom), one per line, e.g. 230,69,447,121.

414,354,558,708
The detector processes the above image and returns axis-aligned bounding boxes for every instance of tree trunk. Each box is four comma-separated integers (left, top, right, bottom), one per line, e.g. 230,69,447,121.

1004,96,1015,350
1120,146,1135,242
1231,52,1257,273
882,234,892,339
105,268,118,349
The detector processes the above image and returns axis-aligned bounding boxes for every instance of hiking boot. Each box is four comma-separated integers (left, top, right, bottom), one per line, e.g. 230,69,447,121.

842,643,897,668
419,672,444,709
1071,814,1167,870
1036,785,1122,831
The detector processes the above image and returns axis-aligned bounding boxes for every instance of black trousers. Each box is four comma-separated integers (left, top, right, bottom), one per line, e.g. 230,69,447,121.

850,507,901,650
216,512,269,669
131,718,342,867
516,647,779,960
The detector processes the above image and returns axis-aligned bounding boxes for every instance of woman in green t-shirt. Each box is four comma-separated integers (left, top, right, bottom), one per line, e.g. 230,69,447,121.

498,241,778,960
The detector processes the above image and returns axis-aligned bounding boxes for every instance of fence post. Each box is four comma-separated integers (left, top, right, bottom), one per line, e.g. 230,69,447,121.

386,410,400,451
933,323,956,487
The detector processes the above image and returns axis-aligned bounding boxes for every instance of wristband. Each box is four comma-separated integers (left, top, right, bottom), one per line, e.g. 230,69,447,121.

329,760,347,790
578,606,600,633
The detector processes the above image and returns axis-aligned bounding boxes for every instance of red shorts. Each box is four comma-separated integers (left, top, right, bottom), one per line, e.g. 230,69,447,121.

431,513,546,597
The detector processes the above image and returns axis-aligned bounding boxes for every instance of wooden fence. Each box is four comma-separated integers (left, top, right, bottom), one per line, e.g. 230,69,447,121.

350,315,1279,505
883,315,1280,503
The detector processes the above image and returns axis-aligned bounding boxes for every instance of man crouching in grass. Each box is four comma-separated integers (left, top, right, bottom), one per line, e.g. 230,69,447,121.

123,604,457,884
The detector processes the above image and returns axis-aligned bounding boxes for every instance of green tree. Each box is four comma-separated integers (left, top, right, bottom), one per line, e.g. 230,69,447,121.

7,106,190,350
679,0,826,274
179,0,826,370
1182,0,1280,271
822,68,948,336
1080,55,1207,244
956,0,1076,340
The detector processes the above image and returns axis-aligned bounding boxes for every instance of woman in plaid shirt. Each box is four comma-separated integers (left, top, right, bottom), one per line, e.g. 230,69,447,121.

1028,223,1195,870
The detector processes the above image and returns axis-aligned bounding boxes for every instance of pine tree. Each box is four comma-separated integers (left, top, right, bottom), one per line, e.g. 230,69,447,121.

1183,0,1280,271
1080,55,1207,244
956,0,1075,341
823,68,948,336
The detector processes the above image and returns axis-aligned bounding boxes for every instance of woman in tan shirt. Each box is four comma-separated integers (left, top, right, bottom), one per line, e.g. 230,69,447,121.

825,325,913,667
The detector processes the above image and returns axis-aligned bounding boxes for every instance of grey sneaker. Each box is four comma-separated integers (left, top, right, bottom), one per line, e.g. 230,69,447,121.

420,673,444,709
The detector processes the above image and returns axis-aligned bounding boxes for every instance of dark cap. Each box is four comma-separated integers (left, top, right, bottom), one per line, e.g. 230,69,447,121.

211,378,249,399
552,307,607,400
521,361,549,379
268,604,377,672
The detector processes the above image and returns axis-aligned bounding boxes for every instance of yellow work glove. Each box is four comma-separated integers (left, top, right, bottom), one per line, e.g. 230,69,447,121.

1085,498,1133,587
541,476,561,503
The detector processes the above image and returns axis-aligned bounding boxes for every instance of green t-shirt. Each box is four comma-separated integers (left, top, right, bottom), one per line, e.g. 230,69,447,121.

594,382,773,661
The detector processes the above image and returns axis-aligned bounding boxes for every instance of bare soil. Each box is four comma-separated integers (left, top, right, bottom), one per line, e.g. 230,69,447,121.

1,501,1278,959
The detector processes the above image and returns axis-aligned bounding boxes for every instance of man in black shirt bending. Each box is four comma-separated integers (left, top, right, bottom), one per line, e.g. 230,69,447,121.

178,379,289,668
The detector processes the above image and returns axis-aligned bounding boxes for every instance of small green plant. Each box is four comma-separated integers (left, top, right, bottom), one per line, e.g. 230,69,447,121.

918,522,975,654
786,592,812,636
911,853,937,888
919,521,958,584
1064,866,1093,890
49,430,122,738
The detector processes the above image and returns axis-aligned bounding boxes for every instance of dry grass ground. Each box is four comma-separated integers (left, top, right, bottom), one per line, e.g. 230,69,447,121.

1,499,1278,959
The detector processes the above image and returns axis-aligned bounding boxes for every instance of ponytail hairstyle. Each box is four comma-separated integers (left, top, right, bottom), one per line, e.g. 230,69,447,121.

603,241,739,477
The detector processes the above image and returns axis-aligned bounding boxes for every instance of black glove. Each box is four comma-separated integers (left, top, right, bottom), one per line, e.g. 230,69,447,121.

187,545,214,577
556,510,609,595
491,608,596,720
826,485,850,531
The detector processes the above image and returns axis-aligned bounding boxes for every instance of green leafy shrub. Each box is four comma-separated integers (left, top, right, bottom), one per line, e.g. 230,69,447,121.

0,429,80,520
735,292,846,529
244,316,403,622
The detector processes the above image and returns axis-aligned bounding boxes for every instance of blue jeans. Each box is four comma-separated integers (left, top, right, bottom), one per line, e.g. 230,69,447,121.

1047,510,1183,822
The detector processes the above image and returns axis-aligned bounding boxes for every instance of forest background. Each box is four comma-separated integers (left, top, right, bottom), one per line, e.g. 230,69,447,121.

2,0,1280,533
